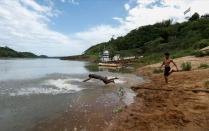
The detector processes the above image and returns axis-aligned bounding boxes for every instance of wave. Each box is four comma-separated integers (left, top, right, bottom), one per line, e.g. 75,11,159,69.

9,78,84,96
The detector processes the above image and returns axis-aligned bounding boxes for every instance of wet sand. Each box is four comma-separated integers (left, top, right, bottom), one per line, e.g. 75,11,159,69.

31,94,117,131
107,56,209,131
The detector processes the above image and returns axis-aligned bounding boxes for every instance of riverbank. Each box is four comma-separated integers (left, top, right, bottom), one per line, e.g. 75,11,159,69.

61,55,98,62
107,56,209,131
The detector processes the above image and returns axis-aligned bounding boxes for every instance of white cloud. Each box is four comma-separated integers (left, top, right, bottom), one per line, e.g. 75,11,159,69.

0,0,84,56
75,25,127,44
73,0,209,52
124,3,130,10
112,17,125,24
60,0,79,5
72,0,79,5
1,0,209,56
20,0,50,13
69,0,79,5
137,0,156,7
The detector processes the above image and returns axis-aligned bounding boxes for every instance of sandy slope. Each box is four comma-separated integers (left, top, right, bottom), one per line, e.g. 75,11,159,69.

107,56,209,131
145,56,209,70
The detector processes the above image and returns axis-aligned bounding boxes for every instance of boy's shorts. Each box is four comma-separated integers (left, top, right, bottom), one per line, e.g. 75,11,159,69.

164,66,171,76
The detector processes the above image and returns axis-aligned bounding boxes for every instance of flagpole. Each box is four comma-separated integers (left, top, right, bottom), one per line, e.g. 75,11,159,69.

190,7,191,17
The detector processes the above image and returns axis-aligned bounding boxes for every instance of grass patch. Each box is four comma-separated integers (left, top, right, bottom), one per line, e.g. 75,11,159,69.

112,106,123,113
181,62,192,71
198,63,209,69
193,50,206,57
171,49,195,58
193,50,209,57
205,81,209,89
153,68,163,74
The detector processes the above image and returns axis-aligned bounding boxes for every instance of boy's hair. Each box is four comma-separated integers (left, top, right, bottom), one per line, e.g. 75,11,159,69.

164,52,170,56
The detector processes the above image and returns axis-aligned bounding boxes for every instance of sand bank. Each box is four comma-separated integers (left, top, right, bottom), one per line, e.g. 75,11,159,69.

107,56,209,131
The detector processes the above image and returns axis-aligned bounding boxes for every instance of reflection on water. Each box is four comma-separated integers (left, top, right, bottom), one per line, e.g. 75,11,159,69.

0,59,143,131
85,63,135,73
0,59,88,81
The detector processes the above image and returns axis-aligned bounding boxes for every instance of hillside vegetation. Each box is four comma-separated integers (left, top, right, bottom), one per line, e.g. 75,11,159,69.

84,13,209,63
0,46,39,58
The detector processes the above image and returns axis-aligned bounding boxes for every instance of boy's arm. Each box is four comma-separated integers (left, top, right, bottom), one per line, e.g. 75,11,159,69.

160,61,165,68
108,77,118,81
171,60,179,71
83,77,91,82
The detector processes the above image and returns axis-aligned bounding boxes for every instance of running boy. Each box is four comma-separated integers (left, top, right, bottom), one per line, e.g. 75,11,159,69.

160,53,179,84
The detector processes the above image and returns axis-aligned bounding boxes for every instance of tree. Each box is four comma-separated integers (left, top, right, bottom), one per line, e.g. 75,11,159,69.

189,12,200,21
160,29,169,43
201,14,209,19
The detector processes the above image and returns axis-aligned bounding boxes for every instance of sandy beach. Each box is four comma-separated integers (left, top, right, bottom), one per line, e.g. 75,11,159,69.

107,56,209,131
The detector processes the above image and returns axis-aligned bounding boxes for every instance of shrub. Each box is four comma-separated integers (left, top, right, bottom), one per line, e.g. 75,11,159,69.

205,81,209,89
153,68,163,74
181,62,192,71
193,39,209,49
193,50,205,57
113,106,123,113
198,63,209,69
193,50,209,57
205,50,209,56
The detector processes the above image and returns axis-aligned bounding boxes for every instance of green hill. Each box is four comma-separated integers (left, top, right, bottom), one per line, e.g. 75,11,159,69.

0,46,39,58
83,13,209,63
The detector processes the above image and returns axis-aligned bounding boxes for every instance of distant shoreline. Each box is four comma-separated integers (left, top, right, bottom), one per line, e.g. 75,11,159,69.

60,55,98,62
0,57,59,59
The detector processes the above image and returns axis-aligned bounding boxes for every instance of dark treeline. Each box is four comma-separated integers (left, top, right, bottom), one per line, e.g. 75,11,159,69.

0,46,47,58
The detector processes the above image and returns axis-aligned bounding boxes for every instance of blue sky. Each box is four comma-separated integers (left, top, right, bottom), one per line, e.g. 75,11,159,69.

0,0,209,56
47,0,128,33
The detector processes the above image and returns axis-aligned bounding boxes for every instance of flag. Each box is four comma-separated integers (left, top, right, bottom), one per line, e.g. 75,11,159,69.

184,7,191,15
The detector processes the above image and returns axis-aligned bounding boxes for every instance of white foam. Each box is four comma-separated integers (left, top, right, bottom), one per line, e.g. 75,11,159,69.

9,78,83,96
10,87,63,96
114,79,126,84
66,78,83,82
107,77,126,84
44,79,82,91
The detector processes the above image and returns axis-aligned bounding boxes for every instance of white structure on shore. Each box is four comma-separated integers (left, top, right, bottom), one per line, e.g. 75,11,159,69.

100,50,110,62
113,54,120,61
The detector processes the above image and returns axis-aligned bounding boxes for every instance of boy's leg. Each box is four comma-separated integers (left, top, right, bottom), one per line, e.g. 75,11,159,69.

164,76,168,84
169,69,178,75
169,69,173,75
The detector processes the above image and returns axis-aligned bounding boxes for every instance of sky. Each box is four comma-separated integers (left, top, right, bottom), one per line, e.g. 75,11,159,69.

0,0,209,56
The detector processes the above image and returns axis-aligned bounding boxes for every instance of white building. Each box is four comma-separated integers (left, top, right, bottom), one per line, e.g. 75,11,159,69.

100,50,110,62
113,54,120,61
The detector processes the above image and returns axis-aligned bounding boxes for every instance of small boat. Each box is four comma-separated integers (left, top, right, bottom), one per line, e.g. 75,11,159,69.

98,62,121,67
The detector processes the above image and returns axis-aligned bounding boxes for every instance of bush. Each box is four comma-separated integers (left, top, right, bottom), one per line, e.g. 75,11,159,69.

205,50,209,56
198,63,209,69
193,50,205,57
181,62,192,71
205,81,209,89
153,68,163,74
193,39,209,49
113,106,123,113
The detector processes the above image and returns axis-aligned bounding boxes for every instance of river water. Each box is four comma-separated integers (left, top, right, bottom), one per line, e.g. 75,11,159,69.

0,59,143,131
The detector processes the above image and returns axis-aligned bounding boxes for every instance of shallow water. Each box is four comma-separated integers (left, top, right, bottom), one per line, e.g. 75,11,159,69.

0,59,143,131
